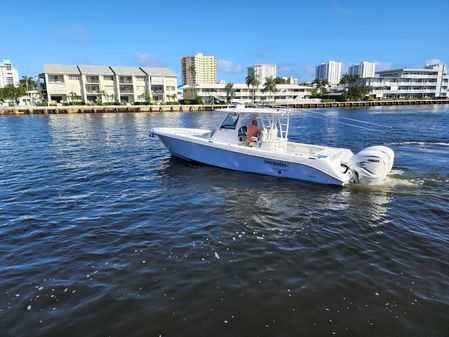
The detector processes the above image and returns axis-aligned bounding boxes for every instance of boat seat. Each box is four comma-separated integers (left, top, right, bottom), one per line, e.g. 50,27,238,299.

310,148,343,161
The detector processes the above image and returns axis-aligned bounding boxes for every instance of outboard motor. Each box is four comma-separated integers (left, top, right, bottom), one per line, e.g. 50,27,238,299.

348,145,394,185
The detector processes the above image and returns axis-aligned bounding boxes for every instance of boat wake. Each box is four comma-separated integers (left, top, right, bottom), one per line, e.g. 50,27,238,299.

389,141,449,147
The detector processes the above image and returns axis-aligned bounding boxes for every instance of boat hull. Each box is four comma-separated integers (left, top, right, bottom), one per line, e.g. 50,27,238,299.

156,133,345,186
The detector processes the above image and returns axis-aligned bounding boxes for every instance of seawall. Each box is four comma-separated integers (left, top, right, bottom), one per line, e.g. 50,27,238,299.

1,99,449,115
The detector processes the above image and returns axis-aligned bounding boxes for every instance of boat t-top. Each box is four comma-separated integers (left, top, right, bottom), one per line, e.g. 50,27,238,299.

150,105,394,186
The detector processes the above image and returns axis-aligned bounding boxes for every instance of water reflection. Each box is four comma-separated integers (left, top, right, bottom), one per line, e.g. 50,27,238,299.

1,108,449,337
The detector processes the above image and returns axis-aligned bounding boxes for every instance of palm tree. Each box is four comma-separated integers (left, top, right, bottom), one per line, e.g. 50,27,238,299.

138,89,152,104
188,65,196,98
262,77,278,102
340,73,360,86
99,90,108,104
67,91,79,102
19,76,37,91
224,82,235,103
312,79,329,95
245,70,260,102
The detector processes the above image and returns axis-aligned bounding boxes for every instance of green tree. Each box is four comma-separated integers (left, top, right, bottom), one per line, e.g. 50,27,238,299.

224,82,235,103
0,84,25,104
19,76,37,91
138,89,152,104
99,90,108,104
341,85,371,101
274,77,287,84
188,65,196,98
312,79,329,95
245,69,260,102
340,73,360,85
67,91,80,102
263,77,278,102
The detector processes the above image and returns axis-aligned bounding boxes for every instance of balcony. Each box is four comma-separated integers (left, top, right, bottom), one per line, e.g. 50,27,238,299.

119,76,133,84
86,77,99,84
120,86,133,94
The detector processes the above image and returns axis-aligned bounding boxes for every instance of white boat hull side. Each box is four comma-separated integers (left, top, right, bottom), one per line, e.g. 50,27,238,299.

157,134,345,186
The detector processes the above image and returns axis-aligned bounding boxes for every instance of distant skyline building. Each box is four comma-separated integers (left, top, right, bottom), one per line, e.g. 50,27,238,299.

316,61,342,85
281,76,298,85
248,64,277,85
358,63,448,99
0,59,19,88
181,53,216,86
349,61,376,78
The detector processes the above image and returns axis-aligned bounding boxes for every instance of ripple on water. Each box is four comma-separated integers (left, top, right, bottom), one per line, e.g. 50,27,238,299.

1,107,449,337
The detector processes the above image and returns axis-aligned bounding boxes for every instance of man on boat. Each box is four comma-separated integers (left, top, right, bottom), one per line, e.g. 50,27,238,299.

246,119,261,145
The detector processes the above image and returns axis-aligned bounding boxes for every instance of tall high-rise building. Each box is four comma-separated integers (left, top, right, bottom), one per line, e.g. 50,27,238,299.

181,53,216,85
0,59,19,88
248,64,277,85
349,61,376,78
315,61,342,85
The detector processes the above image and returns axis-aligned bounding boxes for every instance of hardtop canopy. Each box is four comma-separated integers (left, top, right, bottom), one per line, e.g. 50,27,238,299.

216,107,287,115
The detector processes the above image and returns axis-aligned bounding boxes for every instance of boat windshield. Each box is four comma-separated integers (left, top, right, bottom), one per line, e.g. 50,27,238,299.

220,114,239,129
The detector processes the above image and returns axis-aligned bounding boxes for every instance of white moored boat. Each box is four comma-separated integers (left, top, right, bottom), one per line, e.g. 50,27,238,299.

150,106,394,186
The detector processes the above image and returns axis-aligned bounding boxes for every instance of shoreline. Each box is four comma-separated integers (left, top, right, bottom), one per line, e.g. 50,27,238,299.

1,99,448,115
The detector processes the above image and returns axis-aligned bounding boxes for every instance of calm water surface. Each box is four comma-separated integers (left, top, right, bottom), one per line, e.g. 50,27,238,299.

1,106,448,337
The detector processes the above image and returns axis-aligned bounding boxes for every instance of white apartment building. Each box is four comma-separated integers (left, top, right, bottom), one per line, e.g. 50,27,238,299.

358,64,448,99
183,83,312,103
0,59,19,88
38,64,177,103
248,64,277,85
316,61,342,85
181,53,216,85
349,61,376,78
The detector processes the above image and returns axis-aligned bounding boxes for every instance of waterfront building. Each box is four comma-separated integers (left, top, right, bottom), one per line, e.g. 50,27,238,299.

358,63,448,99
181,53,216,86
182,83,312,103
0,59,19,88
348,61,376,78
316,61,342,85
38,64,177,103
248,64,277,85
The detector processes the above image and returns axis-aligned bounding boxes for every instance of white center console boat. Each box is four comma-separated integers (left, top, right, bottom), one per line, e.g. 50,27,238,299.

150,106,394,186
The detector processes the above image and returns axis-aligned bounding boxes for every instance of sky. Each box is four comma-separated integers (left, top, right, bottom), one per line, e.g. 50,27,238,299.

2,0,448,83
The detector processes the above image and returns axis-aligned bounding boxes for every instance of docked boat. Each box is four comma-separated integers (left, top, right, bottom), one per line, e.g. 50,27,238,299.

150,106,394,186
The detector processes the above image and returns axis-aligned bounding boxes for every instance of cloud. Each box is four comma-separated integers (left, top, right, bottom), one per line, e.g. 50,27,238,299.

278,64,293,73
134,52,165,67
374,61,395,71
304,65,316,77
329,0,351,14
217,59,243,74
62,25,92,46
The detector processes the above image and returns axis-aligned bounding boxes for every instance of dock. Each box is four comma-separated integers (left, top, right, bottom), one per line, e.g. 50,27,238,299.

1,99,448,115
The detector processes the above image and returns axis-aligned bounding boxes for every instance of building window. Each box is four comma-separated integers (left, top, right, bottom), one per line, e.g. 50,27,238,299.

119,76,132,84
86,76,99,83
48,75,63,83
103,75,114,81
166,86,175,91
86,85,99,93
68,75,80,80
